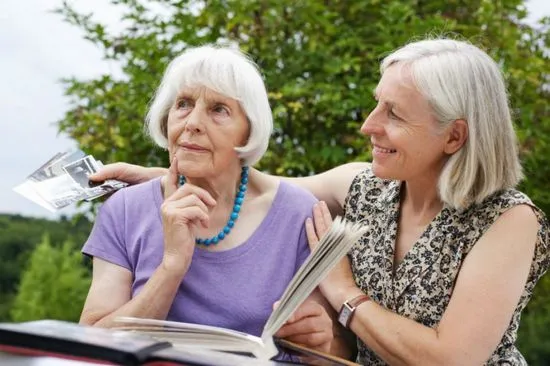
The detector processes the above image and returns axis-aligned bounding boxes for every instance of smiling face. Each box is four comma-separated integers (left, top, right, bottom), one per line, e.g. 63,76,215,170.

361,64,450,182
166,86,250,178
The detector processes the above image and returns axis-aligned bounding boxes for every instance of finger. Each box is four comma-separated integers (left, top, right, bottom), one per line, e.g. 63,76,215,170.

285,300,323,325
305,218,319,250
319,201,333,226
277,331,331,348
313,203,329,239
169,183,217,207
163,205,210,227
166,193,210,214
88,162,129,182
165,156,179,198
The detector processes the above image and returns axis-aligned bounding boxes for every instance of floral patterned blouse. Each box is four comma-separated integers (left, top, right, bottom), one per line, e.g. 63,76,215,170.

344,166,550,365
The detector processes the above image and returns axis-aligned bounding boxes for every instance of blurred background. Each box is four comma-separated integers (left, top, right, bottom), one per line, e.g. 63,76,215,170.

0,0,549,363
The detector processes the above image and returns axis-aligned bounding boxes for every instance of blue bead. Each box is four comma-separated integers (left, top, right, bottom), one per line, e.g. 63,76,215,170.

194,166,249,246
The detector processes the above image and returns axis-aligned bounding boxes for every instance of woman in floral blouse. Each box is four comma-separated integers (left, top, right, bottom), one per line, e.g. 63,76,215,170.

92,38,549,365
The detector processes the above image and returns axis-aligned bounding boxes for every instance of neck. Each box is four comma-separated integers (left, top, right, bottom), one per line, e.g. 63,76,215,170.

401,172,444,226
185,168,243,207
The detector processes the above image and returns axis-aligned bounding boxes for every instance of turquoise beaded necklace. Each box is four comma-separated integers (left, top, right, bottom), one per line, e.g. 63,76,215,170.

178,166,249,246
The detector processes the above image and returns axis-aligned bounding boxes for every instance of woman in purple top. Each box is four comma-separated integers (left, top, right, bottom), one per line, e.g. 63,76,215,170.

80,45,347,356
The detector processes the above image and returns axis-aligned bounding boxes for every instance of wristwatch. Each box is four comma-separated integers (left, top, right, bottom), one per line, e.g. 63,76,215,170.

338,294,370,328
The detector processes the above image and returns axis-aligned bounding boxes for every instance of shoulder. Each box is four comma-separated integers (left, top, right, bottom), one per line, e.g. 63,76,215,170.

345,163,398,215
99,178,161,215
462,189,549,264
466,189,543,225
278,179,318,206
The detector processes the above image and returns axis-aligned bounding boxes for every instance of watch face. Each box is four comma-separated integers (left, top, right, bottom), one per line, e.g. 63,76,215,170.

338,304,353,327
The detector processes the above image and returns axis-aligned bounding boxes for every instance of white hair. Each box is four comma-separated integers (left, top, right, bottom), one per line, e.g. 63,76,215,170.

146,45,273,166
381,38,523,210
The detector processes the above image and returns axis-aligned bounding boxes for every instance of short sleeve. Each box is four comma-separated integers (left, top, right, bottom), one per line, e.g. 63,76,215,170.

82,189,132,271
295,224,312,272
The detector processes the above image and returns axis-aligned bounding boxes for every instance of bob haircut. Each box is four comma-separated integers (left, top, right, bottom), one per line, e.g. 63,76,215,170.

381,38,523,210
146,45,273,166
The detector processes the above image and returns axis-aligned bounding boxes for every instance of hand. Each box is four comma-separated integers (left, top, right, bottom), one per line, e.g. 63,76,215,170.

274,299,333,353
89,162,167,185
306,202,357,303
161,158,216,274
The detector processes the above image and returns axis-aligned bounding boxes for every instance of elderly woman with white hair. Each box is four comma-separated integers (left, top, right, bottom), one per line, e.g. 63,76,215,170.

91,38,549,365
79,45,342,355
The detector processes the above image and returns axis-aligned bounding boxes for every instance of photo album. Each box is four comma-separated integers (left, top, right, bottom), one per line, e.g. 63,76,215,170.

13,150,128,212
0,217,366,365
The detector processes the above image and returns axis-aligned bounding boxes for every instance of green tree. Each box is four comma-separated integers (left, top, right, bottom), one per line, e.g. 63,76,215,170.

56,0,549,213
0,214,92,320
10,234,91,322
54,0,550,363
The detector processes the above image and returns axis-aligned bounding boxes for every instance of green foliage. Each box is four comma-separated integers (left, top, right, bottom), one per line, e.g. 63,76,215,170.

0,214,92,320
517,273,550,364
10,234,91,322
53,0,549,363
55,1,549,213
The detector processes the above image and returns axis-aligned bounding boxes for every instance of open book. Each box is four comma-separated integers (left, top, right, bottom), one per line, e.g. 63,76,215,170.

114,216,368,362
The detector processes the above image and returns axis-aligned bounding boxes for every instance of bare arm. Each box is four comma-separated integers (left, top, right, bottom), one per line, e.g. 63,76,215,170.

275,289,354,359
284,162,368,216
82,159,215,328
309,203,540,365
80,258,185,328
90,161,368,217
89,163,167,185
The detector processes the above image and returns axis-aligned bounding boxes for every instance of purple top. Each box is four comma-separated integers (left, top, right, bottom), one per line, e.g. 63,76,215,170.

82,178,316,337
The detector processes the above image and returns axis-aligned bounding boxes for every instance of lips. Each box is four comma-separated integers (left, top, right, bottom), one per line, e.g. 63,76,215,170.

372,144,396,153
181,142,208,152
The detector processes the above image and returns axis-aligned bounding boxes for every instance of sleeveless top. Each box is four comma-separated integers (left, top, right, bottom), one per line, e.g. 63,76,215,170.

344,166,550,365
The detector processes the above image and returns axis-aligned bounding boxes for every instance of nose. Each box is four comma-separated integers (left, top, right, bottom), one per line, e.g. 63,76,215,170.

360,106,383,136
185,105,206,133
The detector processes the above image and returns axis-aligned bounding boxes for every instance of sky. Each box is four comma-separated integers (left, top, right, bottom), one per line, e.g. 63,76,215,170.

1,0,549,220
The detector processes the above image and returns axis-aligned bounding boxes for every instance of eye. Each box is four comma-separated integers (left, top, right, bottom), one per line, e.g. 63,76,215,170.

389,109,402,120
176,98,192,110
212,104,230,116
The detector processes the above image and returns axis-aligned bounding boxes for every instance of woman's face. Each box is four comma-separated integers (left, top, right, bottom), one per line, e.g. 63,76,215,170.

360,64,450,182
166,86,250,178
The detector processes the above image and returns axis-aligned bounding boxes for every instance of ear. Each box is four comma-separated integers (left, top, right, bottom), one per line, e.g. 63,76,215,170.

444,119,468,155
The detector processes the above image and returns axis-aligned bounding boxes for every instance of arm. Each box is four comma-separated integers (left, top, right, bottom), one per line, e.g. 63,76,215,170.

80,257,186,328
82,159,215,328
283,162,368,216
274,289,355,359
308,202,540,365
89,162,167,185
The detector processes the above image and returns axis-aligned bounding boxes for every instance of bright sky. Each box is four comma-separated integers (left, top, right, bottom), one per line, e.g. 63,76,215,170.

1,0,549,220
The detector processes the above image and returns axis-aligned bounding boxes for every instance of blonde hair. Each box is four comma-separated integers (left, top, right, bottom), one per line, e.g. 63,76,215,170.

381,38,523,209
146,45,273,166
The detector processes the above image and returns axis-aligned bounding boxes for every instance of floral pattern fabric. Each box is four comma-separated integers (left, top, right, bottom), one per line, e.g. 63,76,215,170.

344,166,550,365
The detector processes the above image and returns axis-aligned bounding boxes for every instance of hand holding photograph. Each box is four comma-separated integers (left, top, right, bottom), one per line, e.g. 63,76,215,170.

13,150,128,212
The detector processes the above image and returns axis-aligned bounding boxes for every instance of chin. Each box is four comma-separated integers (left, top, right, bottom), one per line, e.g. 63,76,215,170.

371,161,400,181
177,161,208,177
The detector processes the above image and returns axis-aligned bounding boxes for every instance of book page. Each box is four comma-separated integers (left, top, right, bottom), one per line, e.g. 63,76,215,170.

261,216,368,339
